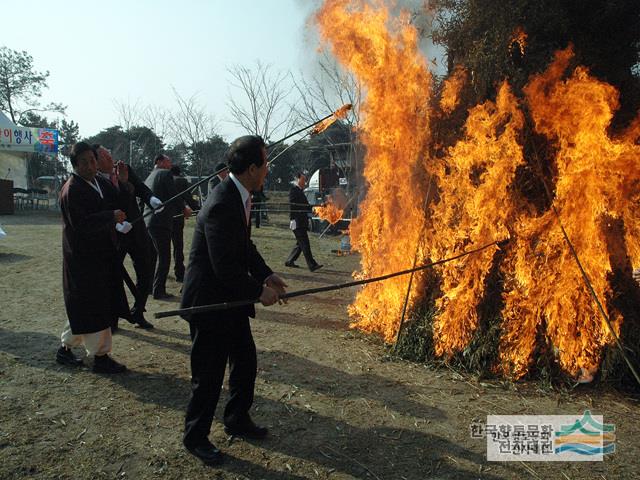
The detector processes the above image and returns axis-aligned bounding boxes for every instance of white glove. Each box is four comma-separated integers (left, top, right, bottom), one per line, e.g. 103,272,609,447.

150,196,164,213
289,219,297,230
116,221,133,234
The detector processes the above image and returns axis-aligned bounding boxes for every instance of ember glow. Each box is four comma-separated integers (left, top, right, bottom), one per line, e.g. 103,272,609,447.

316,1,640,380
509,26,528,57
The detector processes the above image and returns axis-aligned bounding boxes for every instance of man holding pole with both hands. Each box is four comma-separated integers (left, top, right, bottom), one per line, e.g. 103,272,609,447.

180,135,287,466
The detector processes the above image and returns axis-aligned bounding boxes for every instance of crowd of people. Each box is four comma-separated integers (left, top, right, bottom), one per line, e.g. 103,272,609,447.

54,135,325,466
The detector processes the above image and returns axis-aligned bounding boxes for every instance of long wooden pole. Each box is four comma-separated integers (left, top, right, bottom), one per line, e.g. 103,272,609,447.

154,240,501,319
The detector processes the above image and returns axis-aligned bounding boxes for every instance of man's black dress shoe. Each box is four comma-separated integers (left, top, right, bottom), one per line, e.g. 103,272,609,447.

93,355,127,374
284,261,299,268
309,264,323,272
56,346,83,367
133,314,154,330
184,442,223,466
224,420,268,439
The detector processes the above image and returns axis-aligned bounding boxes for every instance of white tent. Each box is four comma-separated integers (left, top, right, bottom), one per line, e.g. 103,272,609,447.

0,111,29,189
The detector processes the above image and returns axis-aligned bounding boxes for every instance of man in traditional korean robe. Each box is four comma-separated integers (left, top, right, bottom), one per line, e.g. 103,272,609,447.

55,142,129,374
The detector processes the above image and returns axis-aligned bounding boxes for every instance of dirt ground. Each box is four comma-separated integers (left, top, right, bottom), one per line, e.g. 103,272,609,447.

1,208,639,480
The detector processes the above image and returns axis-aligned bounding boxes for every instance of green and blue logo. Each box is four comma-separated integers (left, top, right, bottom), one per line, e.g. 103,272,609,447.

554,410,615,456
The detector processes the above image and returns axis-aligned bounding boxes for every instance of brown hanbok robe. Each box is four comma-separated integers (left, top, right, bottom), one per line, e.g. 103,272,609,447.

60,174,130,334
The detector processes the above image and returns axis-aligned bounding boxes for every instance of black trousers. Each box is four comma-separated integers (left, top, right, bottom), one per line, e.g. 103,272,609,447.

183,316,257,448
121,229,156,317
171,218,185,280
286,227,317,269
148,227,172,296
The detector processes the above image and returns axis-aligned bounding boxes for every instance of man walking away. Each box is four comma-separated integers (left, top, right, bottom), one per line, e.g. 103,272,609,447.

285,172,322,272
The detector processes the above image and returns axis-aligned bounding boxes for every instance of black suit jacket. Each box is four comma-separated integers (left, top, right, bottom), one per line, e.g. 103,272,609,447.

121,165,154,244
181,177,273,322
143,168,177,230
289,185,312,230
174,176,200,212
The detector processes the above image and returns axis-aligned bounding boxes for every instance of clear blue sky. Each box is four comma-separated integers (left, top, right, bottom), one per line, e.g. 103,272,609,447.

3,0,320,140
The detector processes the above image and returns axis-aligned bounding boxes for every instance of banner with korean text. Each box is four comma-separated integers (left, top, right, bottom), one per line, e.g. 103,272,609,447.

0,126,58,154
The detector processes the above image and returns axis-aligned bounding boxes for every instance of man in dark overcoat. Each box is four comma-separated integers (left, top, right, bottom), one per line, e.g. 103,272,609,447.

55,142,129,374
180,135,287,466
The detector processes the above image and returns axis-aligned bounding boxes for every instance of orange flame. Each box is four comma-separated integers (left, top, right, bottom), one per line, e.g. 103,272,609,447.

430,81,525,357
314,202,344,224
439,66,467,114
498,47,634,378
316,0,432,340
316,1,640,380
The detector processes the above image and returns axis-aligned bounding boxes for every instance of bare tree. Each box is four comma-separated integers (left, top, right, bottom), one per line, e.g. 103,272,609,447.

141,104,172,157
113,98,141,132
168,88,219,177
293,50,362,133
226,61,296,143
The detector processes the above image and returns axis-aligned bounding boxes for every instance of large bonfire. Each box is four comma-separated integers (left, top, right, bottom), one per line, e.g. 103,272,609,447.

315,0,640,383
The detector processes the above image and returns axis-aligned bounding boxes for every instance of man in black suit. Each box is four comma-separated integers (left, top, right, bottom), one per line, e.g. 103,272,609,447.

144,154,179,300
170,165,199,282
95,145,159,329
285,172,322,271
180,135,287,466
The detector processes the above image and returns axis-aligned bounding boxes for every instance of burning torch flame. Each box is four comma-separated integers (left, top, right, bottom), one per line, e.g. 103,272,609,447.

314,202,344,224
312,103,353,135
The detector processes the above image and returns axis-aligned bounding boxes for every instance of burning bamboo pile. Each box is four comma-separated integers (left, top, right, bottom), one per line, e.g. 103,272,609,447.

315,0,640,386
